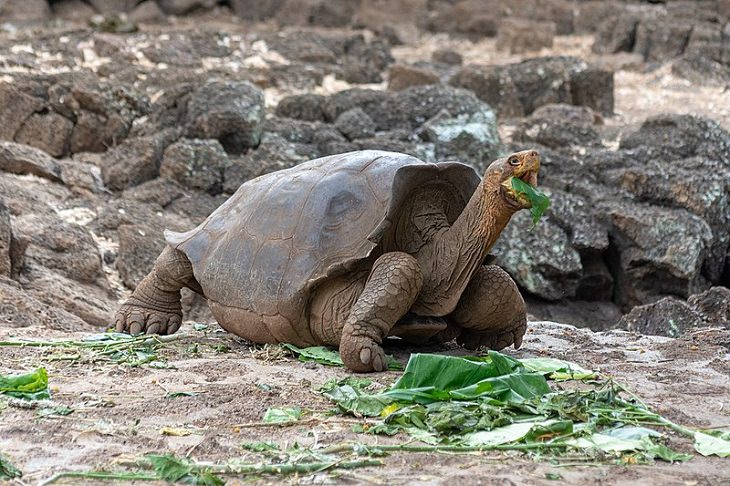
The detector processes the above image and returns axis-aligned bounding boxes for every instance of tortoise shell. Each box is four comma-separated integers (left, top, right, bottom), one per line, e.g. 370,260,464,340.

165,150,480,342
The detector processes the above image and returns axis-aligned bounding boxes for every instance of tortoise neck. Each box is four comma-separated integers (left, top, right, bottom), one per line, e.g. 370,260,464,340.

413,178,514,316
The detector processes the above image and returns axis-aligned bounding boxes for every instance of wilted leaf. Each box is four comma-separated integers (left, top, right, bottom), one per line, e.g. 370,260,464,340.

694,431,730,457
160,426,198,436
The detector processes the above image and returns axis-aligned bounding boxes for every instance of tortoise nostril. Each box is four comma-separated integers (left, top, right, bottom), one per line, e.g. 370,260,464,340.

529,150,538,158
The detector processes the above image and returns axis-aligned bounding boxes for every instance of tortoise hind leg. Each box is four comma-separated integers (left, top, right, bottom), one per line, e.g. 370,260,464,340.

340,252,423,372
447,265,527,351
115,246,200,335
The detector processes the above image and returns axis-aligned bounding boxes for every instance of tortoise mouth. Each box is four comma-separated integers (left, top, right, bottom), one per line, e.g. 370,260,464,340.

501,169,539,209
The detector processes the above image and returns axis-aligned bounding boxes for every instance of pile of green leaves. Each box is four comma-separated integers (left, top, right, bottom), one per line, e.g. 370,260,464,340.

0,367,49,400
509,177,550,226
321,352,730,463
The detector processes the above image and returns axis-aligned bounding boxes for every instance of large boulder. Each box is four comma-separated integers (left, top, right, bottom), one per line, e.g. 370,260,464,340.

391,84,497,131
619,114,730,165
592,13,640,54
25,273,114,327
0,142,62,183
0,0,50,24
614,156,730,283
617,115,730,282
619,297,706,337
13,214,105,285
607,203,713,309
116,223,166,289
160,138,230,195
449,57,614,117
101,129,180,191
87,0,138,13
15,113,74,158
185,80,265,154
0,83,45,142
496,18,555,54
157,0,217,15
63,78,150,154
275,94,327,122
544,187,609,254
334,108,376,141
0,277,92,331
687,286,730,327
387,64,440,91
634,17,693,62
420,108,501,172
493,212,583,301
512,104,601,149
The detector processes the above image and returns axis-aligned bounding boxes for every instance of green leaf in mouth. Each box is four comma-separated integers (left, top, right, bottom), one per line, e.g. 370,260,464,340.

510,176,550,227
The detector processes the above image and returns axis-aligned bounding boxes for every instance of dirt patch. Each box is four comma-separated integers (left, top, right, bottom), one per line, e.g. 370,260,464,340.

1,321,729,484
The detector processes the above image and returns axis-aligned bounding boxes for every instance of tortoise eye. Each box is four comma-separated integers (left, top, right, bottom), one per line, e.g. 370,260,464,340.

508,157,520,166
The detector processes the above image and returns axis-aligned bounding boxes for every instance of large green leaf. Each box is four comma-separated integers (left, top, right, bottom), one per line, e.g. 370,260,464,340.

509,177,550,226
383,353,548,404
390,352,523,392
0,368,50,400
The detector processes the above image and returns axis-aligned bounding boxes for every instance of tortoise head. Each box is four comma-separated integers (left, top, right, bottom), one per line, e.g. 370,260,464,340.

483,149,540,211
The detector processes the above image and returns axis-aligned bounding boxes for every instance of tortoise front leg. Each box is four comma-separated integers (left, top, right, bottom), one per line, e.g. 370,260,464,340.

447,265,527,351
115,246,201,335
340,252,423,372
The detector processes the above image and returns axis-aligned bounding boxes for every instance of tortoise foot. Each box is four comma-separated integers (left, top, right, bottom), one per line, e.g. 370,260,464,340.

340,326,388,372
114,297,182,336
456,317,526,351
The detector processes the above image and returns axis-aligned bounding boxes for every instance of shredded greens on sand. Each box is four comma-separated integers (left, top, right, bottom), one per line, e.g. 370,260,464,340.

282,343,404,370
39,452,381,485
509,176,550,226
320,352,730,463
0,367,50,400
0,333,186,368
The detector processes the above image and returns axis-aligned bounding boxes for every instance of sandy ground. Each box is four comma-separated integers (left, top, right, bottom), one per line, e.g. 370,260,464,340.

1,320,729,485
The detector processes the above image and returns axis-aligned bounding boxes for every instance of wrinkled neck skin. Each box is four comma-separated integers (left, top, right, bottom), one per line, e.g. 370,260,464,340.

413,178,516,316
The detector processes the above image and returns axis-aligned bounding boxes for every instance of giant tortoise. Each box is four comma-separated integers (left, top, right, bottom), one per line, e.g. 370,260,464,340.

115,149,540,372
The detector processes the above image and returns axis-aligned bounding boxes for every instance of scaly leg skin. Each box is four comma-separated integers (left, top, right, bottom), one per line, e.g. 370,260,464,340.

340,252,423,372
115,246,200,335
447,265,527,351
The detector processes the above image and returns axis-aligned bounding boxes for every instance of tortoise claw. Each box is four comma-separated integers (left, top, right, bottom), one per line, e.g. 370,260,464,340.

114,300,182,336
